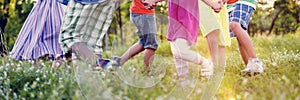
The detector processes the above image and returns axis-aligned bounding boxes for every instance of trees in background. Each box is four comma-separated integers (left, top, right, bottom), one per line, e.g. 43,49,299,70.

0,0,34,50
1,0,300,51
269,0,300,35
250,0,300,36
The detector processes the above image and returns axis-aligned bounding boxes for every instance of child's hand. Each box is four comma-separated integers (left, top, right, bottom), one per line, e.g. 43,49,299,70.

211,2,222,13
217,0,224,7
141,0,157,10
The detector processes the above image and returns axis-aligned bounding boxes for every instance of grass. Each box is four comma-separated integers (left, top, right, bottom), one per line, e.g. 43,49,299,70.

0,35,300,100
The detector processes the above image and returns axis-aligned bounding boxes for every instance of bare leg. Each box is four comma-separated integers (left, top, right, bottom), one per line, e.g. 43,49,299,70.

144,48,155,67
218,46,226,68
206,30,220,67
206,29,226,73
230,22,257,61
237,37,249,64
52,59,61,71
33,59,40,68
201,30,226,100
120,43,144,65
71,42,98,65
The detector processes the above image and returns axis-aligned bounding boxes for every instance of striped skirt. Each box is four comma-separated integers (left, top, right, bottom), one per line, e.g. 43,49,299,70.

10,0,64,61
59,0,116,54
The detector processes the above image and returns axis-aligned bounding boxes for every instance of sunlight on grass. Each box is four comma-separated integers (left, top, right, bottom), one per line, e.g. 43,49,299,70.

0,36,299,99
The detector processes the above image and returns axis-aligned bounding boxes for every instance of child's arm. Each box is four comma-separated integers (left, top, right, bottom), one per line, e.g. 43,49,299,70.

202,0,223,13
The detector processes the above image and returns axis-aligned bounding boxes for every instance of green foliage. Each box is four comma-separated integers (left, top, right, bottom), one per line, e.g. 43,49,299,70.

2,0,34,50
248,0,300,36
0,0,10,19
1,1,300,99
249,7,271,36
155,0,168,15
270,0,300,35
155,41,172,56
1,36,300,99
274,14,298,35
0,58,79,99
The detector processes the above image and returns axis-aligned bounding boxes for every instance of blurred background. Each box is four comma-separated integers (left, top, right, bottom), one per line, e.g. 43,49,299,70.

0,0,299,50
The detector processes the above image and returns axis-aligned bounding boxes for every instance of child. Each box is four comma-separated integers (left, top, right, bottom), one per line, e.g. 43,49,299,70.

111,0,163,68
59,0,117,70
10,0,64,66
198,0,231,76
227,0,265,74
166,0,226,79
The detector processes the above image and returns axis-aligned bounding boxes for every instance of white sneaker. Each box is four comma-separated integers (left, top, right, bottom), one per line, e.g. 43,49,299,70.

242,59,265,74
200,59,214,77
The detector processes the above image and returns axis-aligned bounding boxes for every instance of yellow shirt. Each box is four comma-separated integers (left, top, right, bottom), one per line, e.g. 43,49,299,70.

198,0,231,46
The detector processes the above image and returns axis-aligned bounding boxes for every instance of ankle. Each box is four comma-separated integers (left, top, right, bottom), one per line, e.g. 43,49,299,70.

199,57,204,65
249,57,259,61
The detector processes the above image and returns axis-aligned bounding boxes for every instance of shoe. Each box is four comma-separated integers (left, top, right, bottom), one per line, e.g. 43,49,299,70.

241,59,265,74
200,59,214,77
95,58,113,71
110,56,121,66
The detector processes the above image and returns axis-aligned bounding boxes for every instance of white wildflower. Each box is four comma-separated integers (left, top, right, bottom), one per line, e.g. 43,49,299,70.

13,92,17,99
30,93,35,98
52,90,58,96
36,78,40,81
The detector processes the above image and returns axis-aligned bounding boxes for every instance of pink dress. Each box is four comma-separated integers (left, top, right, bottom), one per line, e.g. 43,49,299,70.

167,0,199,45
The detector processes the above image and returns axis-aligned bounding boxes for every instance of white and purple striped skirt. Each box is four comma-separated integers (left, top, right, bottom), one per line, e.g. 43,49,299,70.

10,0,64,61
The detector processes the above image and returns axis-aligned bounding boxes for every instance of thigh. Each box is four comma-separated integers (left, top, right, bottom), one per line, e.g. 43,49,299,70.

229,4,254,30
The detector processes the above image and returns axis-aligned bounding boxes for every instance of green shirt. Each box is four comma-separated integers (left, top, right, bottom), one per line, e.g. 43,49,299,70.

227,3,236,12
238,0,257,9
227,0,257,12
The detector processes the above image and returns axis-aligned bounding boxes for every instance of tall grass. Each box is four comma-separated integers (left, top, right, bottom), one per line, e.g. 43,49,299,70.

0,36,299,99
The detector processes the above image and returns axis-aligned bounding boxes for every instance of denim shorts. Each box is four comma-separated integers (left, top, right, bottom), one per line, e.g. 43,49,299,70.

130,13,158,50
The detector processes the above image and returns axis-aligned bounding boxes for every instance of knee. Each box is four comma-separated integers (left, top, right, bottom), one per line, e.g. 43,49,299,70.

172,50,190,60
229,22,241,32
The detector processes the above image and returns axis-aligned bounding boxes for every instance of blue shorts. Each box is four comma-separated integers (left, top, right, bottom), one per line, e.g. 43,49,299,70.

229,4,254,31
130,13,158,50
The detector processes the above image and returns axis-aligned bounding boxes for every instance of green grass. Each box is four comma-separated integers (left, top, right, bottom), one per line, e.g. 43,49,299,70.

1,36,300,100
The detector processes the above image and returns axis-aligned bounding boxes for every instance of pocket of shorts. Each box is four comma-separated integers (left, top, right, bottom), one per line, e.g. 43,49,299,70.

130,13,143,27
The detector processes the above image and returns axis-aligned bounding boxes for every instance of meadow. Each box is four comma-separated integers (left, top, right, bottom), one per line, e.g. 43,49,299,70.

0,34,300,100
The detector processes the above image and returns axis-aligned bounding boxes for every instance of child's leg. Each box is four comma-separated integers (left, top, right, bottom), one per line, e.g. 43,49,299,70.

52,59,61,71
170,38,213,77
170,38,205,65
206,30,226,72
230,22,257,60
174,57,189,78
144,48,155,67
170,39,192,78
120,43,144,65
71,42,98,65
33,59,40,67
206,30,220,67
237,37,249,64
218,46,226,68
71,42,113,70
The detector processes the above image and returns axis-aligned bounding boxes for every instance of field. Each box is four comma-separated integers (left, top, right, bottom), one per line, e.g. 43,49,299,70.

0,35,300,100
